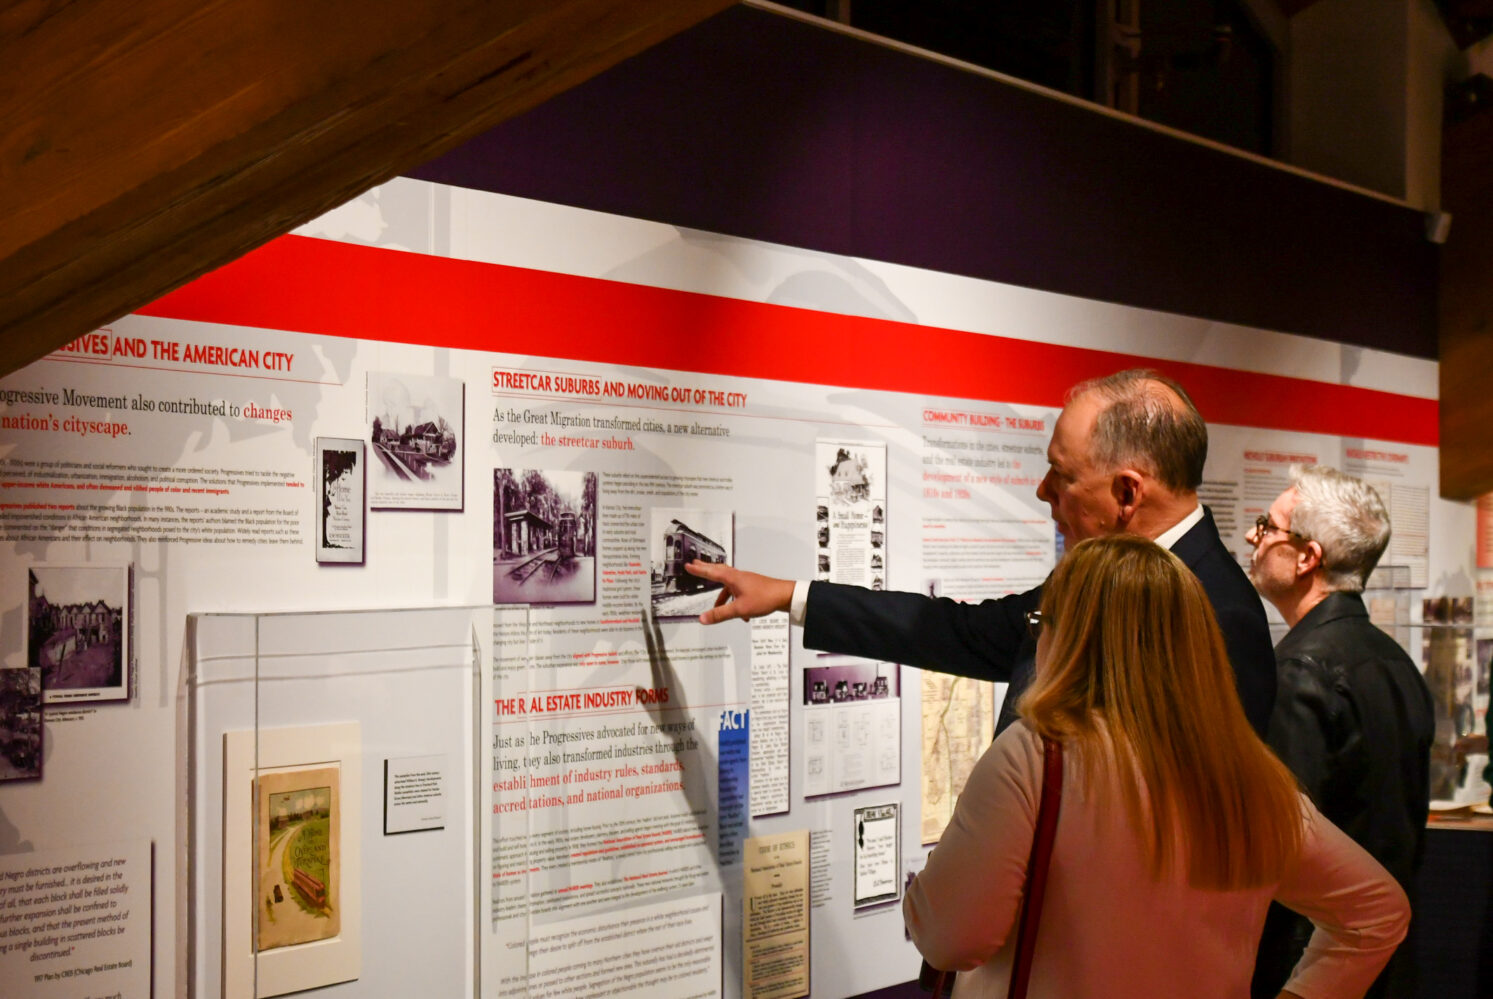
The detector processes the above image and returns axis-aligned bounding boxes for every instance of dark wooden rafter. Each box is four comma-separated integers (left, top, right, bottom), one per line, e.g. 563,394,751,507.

0,0,736,376
1432,0,1493,49
1268,0,1328,17
1439,102,1493,499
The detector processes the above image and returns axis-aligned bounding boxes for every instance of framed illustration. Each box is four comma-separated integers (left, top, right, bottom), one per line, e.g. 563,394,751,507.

26,562,131,704
314,437,366,564
224,723,361,998
493,469,598,604
367,371,464,511
0,666,42,781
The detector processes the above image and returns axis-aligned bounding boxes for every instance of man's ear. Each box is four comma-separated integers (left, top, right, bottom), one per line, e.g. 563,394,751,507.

1111,469,1145,528
1297,540,1323,579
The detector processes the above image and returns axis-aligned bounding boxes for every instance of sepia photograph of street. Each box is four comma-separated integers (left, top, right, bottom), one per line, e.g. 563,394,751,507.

27,563,130,704
649,508,734,619
0,667,42,781
256,766,341,952
493,469,597,604
367,371,463,510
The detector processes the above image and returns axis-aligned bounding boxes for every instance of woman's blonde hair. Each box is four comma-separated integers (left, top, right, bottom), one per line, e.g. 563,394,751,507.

1019,535,1303,890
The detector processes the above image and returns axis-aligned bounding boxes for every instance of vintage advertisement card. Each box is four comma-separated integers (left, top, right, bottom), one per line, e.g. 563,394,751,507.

223,722,360,998
255,765,341,951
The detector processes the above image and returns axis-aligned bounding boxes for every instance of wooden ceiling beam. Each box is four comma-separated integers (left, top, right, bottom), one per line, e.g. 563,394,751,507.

1439,106,1493,499
0,0,736,376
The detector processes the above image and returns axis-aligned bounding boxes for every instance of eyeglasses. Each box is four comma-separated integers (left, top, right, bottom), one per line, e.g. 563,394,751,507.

1025,609,1046,639
1250,514,1310,545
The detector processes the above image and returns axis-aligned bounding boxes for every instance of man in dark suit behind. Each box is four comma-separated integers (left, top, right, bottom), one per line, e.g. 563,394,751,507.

689,369,1277,738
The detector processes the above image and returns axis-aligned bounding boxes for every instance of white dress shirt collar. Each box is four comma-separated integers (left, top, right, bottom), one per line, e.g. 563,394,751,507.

1152,503,1204,552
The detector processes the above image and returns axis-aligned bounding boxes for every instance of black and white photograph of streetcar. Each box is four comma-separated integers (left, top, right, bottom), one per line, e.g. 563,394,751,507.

649,508,734,619
493,469,598,604
27,562,131,704
367,371,463,510
0,667,42,781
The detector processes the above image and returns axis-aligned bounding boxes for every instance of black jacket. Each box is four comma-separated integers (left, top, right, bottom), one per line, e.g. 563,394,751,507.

803,507,1277,737
1252,591,1434,999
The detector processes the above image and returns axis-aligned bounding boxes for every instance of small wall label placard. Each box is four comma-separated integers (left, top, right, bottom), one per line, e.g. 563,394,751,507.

384,755,447,834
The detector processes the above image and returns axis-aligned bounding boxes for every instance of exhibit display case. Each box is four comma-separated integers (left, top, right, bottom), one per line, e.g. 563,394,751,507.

185,606,484,998
1423,598,1492,810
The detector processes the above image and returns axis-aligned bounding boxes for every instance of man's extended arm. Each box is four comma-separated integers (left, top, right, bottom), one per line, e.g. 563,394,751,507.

801,581,1032,683
687,560,1034,684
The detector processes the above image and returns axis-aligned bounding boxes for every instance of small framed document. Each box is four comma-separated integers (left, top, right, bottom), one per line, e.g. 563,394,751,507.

853,802,901,908
315,438,365,564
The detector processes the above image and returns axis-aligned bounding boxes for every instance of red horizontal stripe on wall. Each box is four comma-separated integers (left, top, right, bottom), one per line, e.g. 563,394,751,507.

138,235,1437,447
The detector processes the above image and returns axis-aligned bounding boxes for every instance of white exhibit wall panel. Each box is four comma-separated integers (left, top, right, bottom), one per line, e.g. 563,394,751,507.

0,177,1463,999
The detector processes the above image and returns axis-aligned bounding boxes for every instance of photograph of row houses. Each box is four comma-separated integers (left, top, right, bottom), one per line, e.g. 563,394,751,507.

27,563,131,704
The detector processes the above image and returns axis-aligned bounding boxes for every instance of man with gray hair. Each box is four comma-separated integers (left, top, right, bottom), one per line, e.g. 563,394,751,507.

1247,465,1433,999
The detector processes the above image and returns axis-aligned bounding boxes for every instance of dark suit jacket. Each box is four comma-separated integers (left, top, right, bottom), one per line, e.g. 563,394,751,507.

1251,591,1434,999
803,507,1277,737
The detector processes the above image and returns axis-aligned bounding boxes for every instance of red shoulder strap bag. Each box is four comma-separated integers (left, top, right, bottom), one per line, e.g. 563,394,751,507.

918,736,1064,998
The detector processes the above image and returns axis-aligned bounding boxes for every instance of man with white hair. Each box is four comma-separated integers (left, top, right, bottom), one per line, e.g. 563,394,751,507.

1246,465,1433,999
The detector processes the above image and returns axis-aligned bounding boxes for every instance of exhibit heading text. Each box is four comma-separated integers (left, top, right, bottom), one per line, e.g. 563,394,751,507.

493,369,746,407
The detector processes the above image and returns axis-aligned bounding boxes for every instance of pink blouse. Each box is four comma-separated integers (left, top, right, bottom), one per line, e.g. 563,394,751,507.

905,723,1408,998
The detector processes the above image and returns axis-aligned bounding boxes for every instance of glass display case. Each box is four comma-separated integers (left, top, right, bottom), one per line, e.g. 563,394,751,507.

186,607,485,998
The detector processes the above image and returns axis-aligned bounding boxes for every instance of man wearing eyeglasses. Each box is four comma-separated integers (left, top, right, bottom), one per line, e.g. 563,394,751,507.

1246,465,1433,999
687,368,1277,738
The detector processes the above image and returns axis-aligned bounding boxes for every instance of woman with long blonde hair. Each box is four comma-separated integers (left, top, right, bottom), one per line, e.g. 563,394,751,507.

905,535,1407,998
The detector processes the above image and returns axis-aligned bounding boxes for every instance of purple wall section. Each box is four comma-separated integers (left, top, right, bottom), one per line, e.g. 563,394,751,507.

409,5,1437,360
404,9,1438,995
